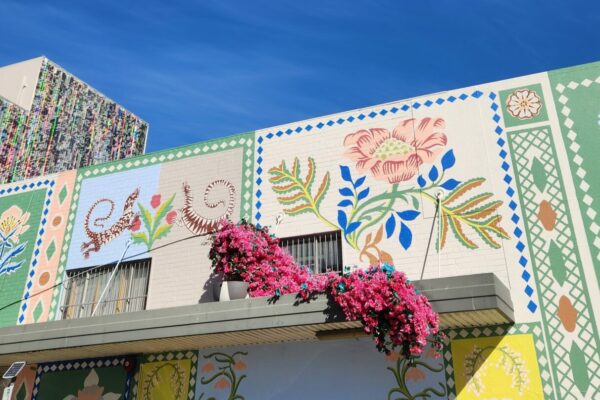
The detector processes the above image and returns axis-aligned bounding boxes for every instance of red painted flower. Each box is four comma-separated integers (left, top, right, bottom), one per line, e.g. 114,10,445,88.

233,360,247,370
343,118,447,184
150,194,161,209
201,362,215,373
166,210,177,225
130,215,141,232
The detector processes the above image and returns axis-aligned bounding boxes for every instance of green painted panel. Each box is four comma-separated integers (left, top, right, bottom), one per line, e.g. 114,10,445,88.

35,365,128,399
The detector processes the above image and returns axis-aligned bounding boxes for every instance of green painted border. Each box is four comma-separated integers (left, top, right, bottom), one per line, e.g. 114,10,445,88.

442,323,553,399
508,126,600,397
48,132,255,319
130,350,198,400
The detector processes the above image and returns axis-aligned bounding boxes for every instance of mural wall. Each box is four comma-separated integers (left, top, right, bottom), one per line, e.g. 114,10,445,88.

0,58,148,184
0,62,599,398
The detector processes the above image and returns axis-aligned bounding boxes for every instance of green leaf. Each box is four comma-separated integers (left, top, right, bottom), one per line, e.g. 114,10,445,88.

531,157,548,193
305,157,316,192
314,172,330,208
131,231,149,246
16,382,27,400
152,224,173,243
548,240,567,285
153,193,175,228
138,203,153,233
570,342,590,395
411,195,420,210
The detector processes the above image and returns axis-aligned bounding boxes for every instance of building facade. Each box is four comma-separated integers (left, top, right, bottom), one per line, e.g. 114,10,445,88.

0,57,148,184
0,61,599,399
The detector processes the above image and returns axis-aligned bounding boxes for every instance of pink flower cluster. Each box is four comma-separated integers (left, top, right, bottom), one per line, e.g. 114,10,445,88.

328,265,443,357
209,221,443,358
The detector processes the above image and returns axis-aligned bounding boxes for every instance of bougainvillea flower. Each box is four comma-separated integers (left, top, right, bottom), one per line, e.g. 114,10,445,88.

343,118,447,184
150,194,161,209
166,210,177,225
0,205,30,243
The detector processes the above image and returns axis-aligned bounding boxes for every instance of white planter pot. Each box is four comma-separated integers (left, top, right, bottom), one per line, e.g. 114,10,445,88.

214,281,249,301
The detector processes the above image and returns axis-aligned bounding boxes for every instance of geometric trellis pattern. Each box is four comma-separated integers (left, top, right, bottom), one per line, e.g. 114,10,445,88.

47,133,255,320
442,323,553,399
488,92,539,313
508,126,600,399
32,356,132,400
553,77,600,285
130,351,198,400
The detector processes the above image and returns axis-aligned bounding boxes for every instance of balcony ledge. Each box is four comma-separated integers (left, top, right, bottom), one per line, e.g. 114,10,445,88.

0,273,513,366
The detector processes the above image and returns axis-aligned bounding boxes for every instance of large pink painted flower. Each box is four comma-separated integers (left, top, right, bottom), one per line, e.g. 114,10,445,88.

343,118,447,184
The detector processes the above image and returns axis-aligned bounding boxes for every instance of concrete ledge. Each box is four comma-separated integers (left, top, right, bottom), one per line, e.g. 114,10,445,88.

0,273,513,365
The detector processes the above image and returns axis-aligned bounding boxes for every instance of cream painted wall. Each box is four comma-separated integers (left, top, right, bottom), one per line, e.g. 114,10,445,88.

0,56,44,109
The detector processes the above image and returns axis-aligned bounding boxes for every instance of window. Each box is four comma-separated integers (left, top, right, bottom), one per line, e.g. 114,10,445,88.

279,231,343,274
60,258,151,319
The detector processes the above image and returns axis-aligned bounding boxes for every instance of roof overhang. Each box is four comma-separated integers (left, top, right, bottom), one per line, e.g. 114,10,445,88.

0,273,513,366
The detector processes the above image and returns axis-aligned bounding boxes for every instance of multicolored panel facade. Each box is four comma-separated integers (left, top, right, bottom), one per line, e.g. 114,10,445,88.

1,61,600,398
0,58,148,184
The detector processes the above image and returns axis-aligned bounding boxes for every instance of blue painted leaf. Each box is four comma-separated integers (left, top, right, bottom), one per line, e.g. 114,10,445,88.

354,176,366,188
340,165,352,182
397,210,420,221
357,188,370,201
417,175,426,188
339,187,354,197
345,222,361,235
337,210,348,230
399,222,413,250
337,199,353,207
440,178,461,190
428,166,439,182
385,214,396,238
441,149,456,170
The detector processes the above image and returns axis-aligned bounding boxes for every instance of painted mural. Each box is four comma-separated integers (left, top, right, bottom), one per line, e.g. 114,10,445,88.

0,58,147,184
0,62,599,398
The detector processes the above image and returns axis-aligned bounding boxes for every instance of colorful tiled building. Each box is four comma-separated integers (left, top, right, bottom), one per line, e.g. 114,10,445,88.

0,60,598,399
0,57,148,184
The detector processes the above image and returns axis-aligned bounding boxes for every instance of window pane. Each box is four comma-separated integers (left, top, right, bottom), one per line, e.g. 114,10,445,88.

279,231,342,274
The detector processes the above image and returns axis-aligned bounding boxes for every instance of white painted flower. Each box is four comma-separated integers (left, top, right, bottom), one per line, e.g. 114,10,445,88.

63,369,121,400
506,89,542,120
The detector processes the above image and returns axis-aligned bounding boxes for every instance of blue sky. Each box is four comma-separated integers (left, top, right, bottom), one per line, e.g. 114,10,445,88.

0,0,598,152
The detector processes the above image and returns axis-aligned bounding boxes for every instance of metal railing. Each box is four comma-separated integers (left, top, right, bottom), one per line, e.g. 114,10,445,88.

279,231,343,274
60,258,151,319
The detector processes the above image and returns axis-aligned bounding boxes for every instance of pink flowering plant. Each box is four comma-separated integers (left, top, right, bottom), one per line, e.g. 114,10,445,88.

209,221,444,359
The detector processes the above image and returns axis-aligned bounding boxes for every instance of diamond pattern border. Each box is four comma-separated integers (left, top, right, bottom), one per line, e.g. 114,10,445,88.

508,126,600,398
488,92,538,313
32,356,131,400
554,78,600,282
253,90,484,224
130,351,198,400
0,178,56,325
442,323,553,399
48,133,254,319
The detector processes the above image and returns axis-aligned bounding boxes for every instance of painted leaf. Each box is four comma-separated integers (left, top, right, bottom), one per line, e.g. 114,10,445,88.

305,157,316,191
531,156,548,192
417,175,426,188
153,193,175,227
441,149,456,170
547,240,567,285
131,232,149,245
373,225,384,244
440,178,460,191
346,221,361,235
447,217,477,249
380,250,393,265
428,165,439,182
339,187,354,197
338,210,348,230
399,222,412,250
340,165,352,182
285,203,314,216
152,224,173,243
444,178,485,205
411,195,420,210
16,382,26,400
357,188,370,201
397,210,420,221
338,199,353,207
292,158,301,179
314,172,330,208
138,203,154,233
437,214,449,251
354,176,366,188
385,214,396,238
569,342,591,395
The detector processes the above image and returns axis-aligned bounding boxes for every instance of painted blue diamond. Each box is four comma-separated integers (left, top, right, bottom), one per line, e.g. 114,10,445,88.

266,133,274,139
347,116,355,122
401,105,410,111
368,111,377,118
256,190,262,198
317,122,324,128
512,215,520,224
459,93,468,100
493,114,501,123
337,118,345,124
491,103,499,111
256,178,262,185
519,256,527,267
257,147,263,154
327,120,334,126
507,187,514,196
527,301,537,313
497,138,505,146
257,156,263,164
256,200,262,208
436,98,444,105
295,127,302,133
447,96,457,102
358,114,365,120
489,92,497,100
255,212,261,220
525,285,534,296
286,129,293,134
522,270,531,281
412,102,421,109
503,174,512,184
306,125,313,131
501,162,509,171
495,126,503,134
514,227,522,238
472,90,483,98
390,107,398,113
499,150,507,158
380,109,388,115
257,167,263,175
423,100,432,107
516,241,525,251
509,200,517,210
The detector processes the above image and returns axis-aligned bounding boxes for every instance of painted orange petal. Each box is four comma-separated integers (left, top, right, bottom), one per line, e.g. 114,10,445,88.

234,360,247,370
385,351,401,362
405,367,427,382
214,377,231,390
201,362,215,373
391,119,415,143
